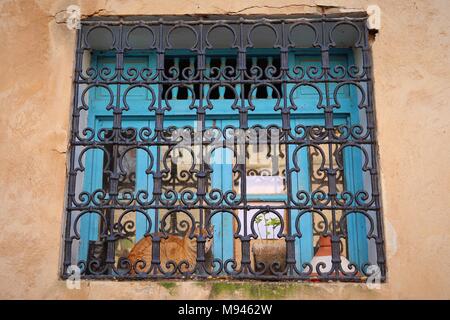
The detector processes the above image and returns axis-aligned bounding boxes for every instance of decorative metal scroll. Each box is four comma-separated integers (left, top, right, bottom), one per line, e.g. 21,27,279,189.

62,15,386,282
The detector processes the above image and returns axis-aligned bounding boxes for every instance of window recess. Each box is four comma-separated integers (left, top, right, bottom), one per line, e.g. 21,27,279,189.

63,15,386,281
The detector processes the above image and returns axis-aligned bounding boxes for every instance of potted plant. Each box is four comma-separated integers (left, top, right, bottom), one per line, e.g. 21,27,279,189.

252,212,286,275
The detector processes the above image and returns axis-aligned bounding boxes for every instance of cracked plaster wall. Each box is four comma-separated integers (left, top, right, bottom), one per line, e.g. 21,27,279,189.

0,0,449,299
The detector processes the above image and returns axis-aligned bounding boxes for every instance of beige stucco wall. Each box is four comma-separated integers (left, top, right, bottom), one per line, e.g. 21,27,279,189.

0,0,449,299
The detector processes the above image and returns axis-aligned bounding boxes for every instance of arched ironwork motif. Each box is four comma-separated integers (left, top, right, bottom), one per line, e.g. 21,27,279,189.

62,15,386,282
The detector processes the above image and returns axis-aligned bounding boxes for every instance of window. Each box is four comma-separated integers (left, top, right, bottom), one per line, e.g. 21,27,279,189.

63,15,386,281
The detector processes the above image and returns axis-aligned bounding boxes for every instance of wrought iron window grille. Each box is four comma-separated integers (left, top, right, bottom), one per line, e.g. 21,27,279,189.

62,15,386,282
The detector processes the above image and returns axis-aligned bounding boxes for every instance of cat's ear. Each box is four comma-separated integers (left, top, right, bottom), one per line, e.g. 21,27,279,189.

204,232,213,253
206,224,214,234
193,224,201,235
187,237,197,252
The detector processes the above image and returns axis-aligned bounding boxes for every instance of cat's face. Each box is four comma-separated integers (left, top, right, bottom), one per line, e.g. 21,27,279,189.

186,225,214,253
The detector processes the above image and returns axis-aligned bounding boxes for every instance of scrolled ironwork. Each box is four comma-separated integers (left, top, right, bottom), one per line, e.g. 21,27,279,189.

62,15,386,282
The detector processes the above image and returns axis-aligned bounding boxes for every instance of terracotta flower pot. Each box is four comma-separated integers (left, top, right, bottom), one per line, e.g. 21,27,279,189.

310,236,355,280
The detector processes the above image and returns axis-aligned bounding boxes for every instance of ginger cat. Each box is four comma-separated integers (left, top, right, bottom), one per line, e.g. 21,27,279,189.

127,227,213,274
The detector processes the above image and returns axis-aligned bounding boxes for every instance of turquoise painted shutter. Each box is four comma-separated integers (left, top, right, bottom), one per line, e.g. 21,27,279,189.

131,119,155,240
79,53,157,259
288,50,368,270
210,119,235,265
78,119,105,261
289,118,314,270
79,49,368,271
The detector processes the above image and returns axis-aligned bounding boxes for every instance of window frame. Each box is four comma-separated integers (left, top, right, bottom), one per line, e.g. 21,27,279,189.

64,16,385,282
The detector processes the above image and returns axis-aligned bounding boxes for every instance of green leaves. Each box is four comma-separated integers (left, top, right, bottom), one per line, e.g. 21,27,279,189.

255,212,281,239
